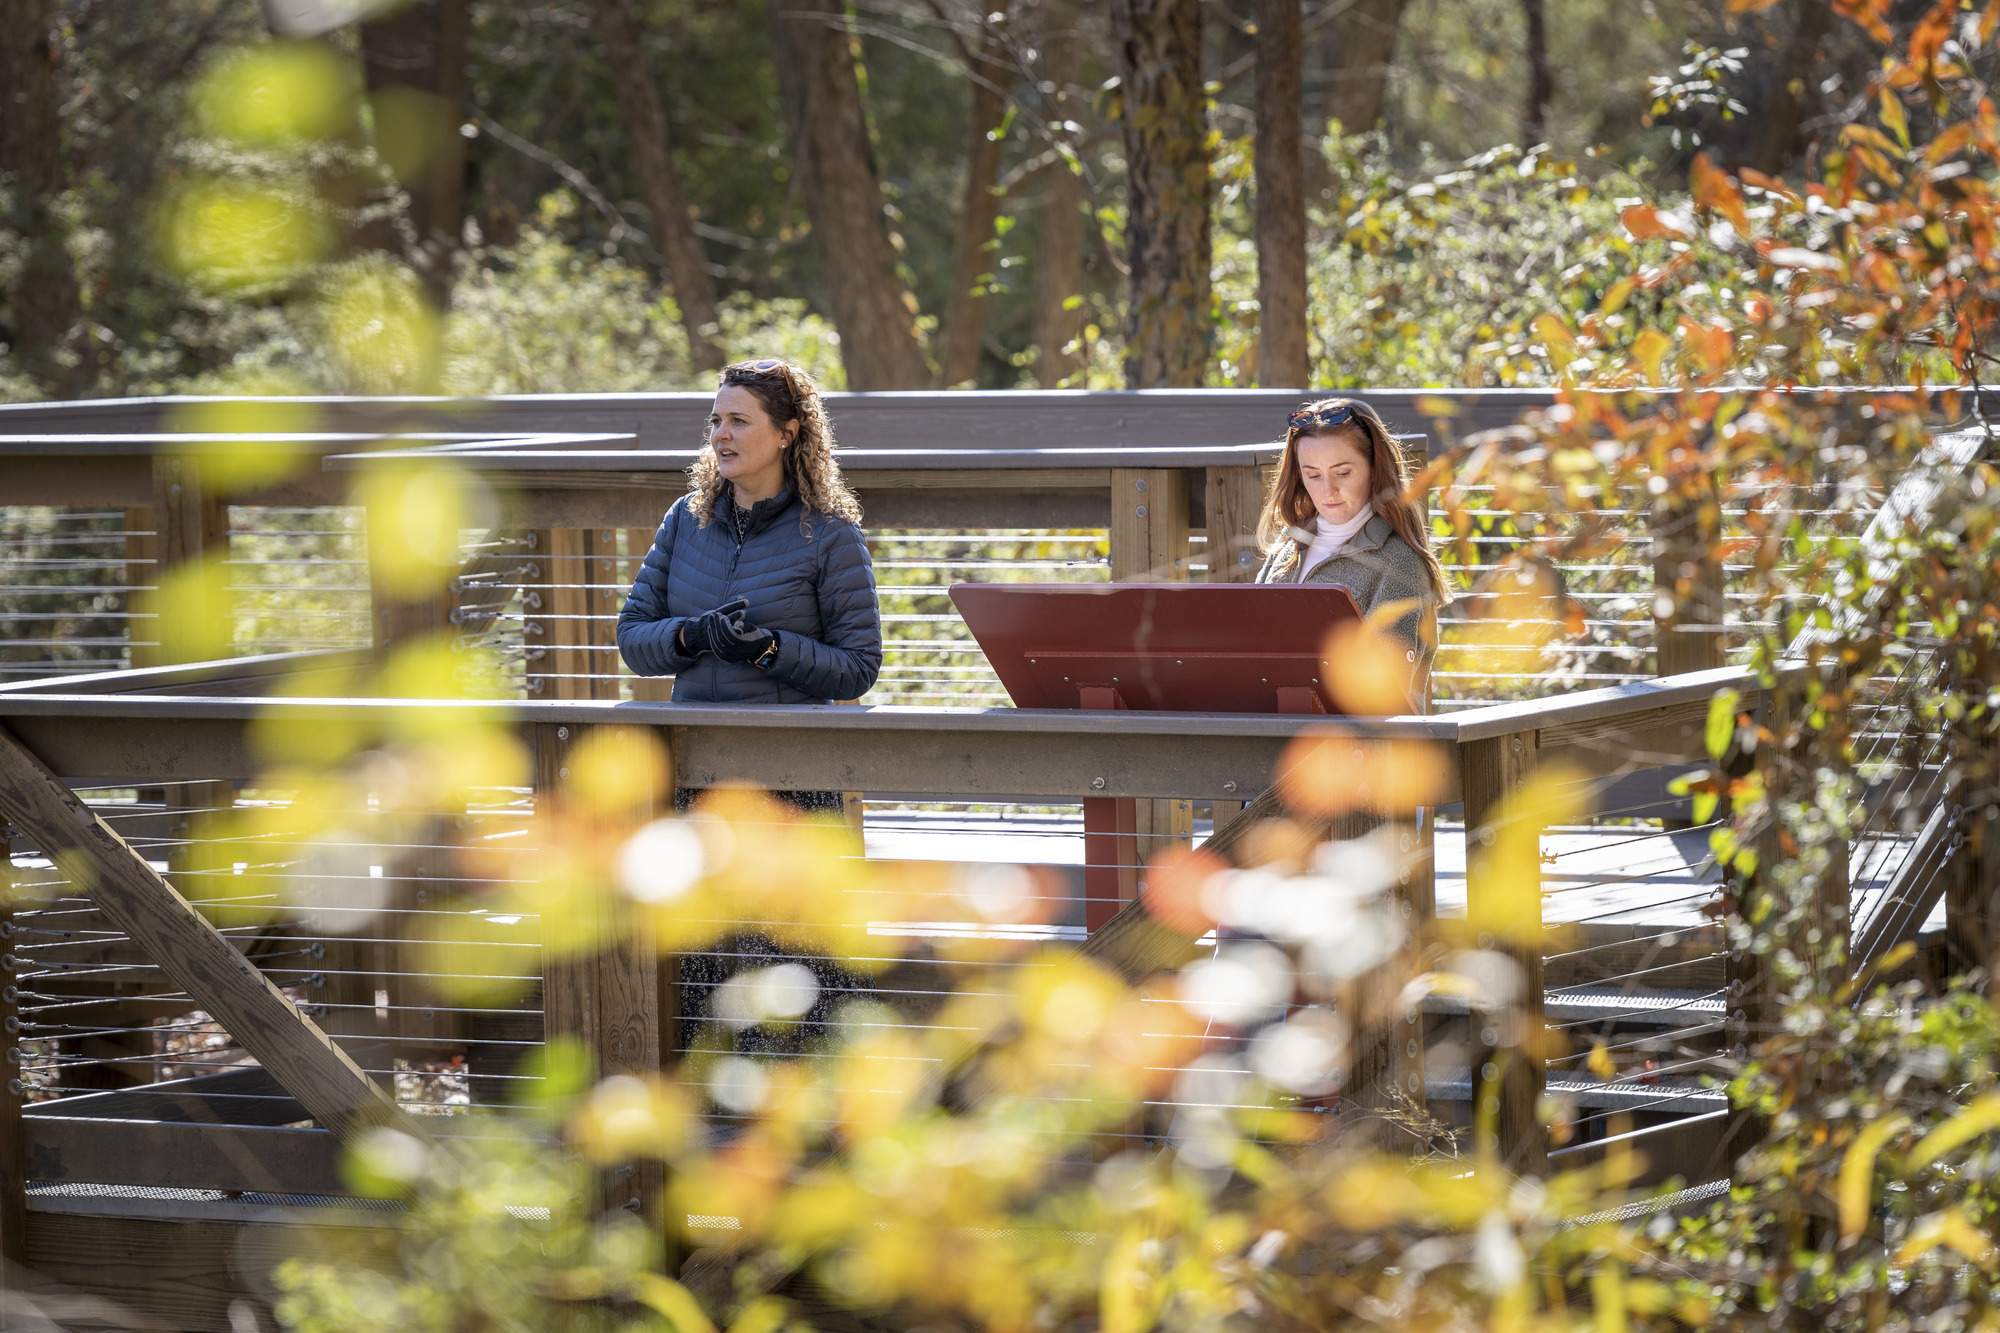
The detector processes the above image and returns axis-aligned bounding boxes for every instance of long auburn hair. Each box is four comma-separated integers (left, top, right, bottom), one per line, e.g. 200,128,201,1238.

687,359,861,535
1256,396,1452,603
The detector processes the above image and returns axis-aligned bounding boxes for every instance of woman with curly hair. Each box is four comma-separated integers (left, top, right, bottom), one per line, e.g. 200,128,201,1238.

617,358,882,710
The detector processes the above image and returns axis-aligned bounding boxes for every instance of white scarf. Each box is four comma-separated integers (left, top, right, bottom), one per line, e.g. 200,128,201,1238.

1291,504,1374,582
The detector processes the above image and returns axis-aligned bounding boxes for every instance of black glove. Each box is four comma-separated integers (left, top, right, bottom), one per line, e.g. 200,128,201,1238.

678,597,748,657
712,607,778,666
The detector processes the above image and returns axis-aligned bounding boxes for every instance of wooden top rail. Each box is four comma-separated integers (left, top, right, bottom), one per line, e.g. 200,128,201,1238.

3,385,1980,449
0,387,1539,450
0,661,1766,804
324,441,1317,471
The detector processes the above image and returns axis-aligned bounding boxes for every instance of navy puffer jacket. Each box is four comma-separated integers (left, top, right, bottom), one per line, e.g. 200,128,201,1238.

616,484,882,704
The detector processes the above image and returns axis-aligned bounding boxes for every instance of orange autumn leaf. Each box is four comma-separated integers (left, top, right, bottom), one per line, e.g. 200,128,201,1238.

1140,845,1228,936
1275,728,1450,817
1691,153,1751,233
1621,203,1692,241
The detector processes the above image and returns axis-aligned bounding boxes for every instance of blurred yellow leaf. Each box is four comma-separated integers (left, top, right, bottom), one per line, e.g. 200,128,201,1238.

1704,688,1742,760
193,42,357,146
160,178,332,290
633,1274,718,1333
1880,86,1911,150
1591,1264,1629,1333
142,554,235,665
320,259,444,394
1598,276,1636,316
354,460,490,597
572,1074,691,1165
1838,1114,1909,1241
1533,313,1579,371
1100,1227,1158,1333
566,726,671,820
1909,1091,2000,1168
1017,952,1125,1044
1587,1043,1617,1080
837,1028,931,1139
1896,1208,1998,1267
164,396,320,491
1632,327,1673,383
1464,763,1591,949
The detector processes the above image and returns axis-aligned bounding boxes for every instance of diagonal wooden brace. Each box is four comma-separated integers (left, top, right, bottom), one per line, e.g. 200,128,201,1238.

0,724,417,1144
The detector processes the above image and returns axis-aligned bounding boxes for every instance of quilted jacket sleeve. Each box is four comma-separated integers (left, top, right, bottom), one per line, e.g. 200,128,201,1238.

766,521,882,701
616,506,697,678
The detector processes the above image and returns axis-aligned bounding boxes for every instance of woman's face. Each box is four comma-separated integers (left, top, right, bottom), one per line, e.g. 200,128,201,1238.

1295,431,1374,526
708,384,795,498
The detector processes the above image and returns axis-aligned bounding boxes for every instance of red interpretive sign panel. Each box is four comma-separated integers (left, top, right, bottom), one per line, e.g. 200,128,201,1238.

950,582,1365,932
949,582,1362,715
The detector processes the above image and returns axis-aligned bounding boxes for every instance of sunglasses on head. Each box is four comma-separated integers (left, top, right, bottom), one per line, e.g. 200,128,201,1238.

726,358,799,388
1288,403,1357,432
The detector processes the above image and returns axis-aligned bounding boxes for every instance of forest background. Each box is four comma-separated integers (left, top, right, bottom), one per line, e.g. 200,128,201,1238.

0,0,1871,404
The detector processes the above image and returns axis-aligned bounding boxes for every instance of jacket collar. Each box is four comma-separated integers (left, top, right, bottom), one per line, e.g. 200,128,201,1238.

725,482,799,540
1286,511,1394,558
1347,513,1394,552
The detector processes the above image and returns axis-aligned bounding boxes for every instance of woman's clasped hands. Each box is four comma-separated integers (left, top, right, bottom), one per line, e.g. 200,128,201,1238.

680,597,779,665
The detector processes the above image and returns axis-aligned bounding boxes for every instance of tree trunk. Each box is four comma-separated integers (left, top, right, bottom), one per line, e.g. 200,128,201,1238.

936,24,1012,389
1749,0,1832,175
770,0,932,390
1033,0,1086,388
1521,0,1552,145
359,0,472,309
1,0,85,396
1253,0,1307,388
590,0,724,370
1113,0,1211,389
1311,0,1406,137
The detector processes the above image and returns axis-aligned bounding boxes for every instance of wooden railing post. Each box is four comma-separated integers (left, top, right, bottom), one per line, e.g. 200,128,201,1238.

1203,465,1265,584
1107,468,1193,894
131,455,232,667
543,529,623,701
1460,728,1547,1177
534,723,669,1236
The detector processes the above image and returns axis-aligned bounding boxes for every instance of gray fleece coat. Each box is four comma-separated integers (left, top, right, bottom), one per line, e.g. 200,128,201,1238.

616,485,882,704
1255,512,1438,683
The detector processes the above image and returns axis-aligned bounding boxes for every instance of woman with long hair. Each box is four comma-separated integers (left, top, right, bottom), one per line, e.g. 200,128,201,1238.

1255,397,1451,677
617,357,881,711
618,359,882,1062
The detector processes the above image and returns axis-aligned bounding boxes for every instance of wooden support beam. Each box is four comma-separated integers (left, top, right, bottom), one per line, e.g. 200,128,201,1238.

1108,469,1191,898
1203,465,1266,584
0,725,409,1142
1108,468,1189,583
139,457,234,667
541,529,623,701
122,507,159,669
1460,729,1547,1177
533,723,670,1236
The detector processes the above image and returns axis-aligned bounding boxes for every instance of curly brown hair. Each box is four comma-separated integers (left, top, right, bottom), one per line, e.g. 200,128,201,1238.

1257,396,1452,603
687,359,862,535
